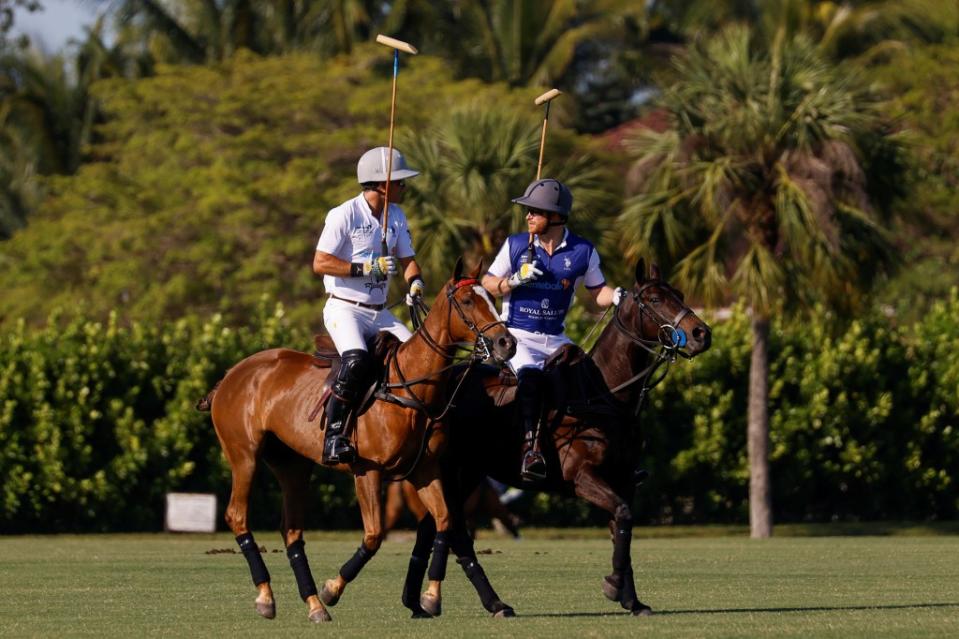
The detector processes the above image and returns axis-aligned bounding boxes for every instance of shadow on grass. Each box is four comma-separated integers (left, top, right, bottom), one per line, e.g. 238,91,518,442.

523,602,959,618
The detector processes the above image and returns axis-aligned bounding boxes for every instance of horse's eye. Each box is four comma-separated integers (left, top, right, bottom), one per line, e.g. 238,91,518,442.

650,297,661,304
463,298,473,307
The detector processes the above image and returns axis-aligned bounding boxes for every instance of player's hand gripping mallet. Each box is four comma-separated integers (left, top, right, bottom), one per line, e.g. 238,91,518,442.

527,88,562,262
375,34,418,258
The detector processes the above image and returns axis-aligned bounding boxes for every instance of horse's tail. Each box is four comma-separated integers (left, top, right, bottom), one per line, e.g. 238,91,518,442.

195,379,222,412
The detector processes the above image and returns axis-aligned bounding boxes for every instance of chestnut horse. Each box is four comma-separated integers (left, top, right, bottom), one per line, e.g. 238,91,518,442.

201,259,516,622
399,259,711,618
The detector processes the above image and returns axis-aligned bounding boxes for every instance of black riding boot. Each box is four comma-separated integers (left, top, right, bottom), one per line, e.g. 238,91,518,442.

322,349,371,465
517,367,547,481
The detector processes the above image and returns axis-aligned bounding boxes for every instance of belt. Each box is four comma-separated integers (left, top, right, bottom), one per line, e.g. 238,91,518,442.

329,294,385,311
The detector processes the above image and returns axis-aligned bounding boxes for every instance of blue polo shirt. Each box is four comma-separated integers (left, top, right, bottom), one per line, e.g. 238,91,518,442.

487,230,605,335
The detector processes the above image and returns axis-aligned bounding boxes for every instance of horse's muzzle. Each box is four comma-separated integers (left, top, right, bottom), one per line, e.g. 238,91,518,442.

686,323,712,355
491,332,517,364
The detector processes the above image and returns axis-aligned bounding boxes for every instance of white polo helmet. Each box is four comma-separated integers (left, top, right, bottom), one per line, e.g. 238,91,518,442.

356,147,419,184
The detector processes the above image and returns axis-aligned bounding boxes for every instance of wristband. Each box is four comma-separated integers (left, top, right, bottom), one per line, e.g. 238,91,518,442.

350,263,364,277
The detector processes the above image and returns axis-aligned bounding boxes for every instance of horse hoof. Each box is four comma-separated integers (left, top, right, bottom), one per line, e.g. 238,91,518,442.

493,607,516,618
419,593,441,618
632,605,653,617
320,581,341,607
309,608,333,623
255,601,276,619
602,577,622,602
410,610,432,619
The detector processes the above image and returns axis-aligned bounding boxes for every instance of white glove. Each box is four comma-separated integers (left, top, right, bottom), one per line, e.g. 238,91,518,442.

362,255,398,282
612,286,627,306
406,277,425,305
507,262,543,289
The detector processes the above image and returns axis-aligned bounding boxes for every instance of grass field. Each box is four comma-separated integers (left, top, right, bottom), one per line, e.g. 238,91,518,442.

1,528,958,638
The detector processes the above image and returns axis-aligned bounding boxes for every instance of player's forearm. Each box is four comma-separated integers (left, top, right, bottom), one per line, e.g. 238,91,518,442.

313,251,374,278
482,274,511,298
594,285,616,308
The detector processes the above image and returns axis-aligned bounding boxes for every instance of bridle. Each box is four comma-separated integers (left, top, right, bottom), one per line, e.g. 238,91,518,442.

409,278,507,363
612,281,692,359
604,280,695,416
375,277,509,480
377,277,508,421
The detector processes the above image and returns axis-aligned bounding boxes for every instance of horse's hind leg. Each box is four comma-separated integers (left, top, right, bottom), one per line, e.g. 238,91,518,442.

573,464,652,616
223,454,276,619
450,522,516,617
267,452,331,623
320,470,384,607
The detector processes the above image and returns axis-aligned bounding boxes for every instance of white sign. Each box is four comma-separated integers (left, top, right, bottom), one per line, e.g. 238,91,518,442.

165,493,217,533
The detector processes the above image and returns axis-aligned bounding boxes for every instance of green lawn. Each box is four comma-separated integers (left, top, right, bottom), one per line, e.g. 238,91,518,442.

1,530,957,638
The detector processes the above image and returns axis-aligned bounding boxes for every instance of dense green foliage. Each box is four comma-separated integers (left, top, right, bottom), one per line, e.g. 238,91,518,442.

0,48,618,328
1,296,956,532
0,302,354,533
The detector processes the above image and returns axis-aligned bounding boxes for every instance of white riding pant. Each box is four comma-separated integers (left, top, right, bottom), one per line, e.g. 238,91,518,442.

322,296,413,353
508,327,573,374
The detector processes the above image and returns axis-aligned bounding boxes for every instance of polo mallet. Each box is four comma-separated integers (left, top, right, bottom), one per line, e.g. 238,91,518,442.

375,34,418,258
527,88,562,264
524,89,562,474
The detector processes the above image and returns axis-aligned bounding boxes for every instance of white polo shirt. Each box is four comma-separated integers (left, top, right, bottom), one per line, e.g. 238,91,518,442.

316,193,416,305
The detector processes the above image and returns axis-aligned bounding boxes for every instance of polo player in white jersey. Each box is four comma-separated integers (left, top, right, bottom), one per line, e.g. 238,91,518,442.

312,147,426,465
483,178,626,480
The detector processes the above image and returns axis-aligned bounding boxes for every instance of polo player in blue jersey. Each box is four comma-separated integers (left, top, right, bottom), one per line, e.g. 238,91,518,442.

483,178,625,480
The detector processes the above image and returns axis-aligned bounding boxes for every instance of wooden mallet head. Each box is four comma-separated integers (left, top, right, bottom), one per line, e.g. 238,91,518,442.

375,34,418,55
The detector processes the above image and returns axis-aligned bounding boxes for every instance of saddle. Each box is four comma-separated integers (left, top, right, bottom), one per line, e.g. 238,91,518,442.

307,332,402,424
480,344,624,424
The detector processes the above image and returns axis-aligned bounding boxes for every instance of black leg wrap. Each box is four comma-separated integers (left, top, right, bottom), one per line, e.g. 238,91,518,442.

236,532,270,586
339,543,375,583
286,539,318,601
402,556,429,610
612,519,633,572
426,531,450,582
611,519,641,610
459,557,504,613
413,516,437,557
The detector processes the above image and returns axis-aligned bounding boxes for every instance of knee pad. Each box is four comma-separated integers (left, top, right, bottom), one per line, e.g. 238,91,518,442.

334,349,372,400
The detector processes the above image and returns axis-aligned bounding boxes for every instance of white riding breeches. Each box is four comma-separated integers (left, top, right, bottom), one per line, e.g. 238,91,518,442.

322,296,413,353
508,327,573,373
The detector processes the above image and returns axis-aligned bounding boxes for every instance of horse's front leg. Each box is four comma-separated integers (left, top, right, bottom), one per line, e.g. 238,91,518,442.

573,464,652,616
408,462,452,617
320,470,384,607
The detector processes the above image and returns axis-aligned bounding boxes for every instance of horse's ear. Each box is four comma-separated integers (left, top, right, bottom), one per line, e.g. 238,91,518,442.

470,258,485,279
650,262,661,280
635,258,647,284
453,256,464,281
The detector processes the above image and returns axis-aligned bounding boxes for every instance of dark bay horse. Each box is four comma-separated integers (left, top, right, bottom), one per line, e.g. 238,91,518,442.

201,259,516,622
400,259,711,618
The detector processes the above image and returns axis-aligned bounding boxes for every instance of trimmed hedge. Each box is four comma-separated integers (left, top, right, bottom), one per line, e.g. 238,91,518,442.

1,294,957,531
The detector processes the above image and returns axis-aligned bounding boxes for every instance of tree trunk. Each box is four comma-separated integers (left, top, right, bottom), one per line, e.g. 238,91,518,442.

748,312,773,538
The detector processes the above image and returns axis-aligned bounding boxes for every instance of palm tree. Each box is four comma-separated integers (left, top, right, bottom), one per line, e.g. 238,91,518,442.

402,100,615,279
619,26,905,537
422,0,645,88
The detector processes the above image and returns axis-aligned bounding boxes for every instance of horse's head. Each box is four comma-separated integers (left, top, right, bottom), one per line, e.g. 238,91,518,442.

440,257,516,364
618,258,712,357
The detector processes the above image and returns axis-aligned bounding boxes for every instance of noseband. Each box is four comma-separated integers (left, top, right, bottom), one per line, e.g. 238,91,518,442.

613,281,692,359
410,278,508,363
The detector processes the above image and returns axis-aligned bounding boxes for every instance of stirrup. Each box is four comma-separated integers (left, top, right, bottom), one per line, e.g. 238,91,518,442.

322,435,356,465
520,449,547,481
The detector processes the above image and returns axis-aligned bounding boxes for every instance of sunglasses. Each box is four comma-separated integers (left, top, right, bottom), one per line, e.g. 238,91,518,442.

526,208,548,217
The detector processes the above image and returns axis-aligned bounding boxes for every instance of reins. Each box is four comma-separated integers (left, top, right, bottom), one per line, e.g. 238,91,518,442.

373,278,507,480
